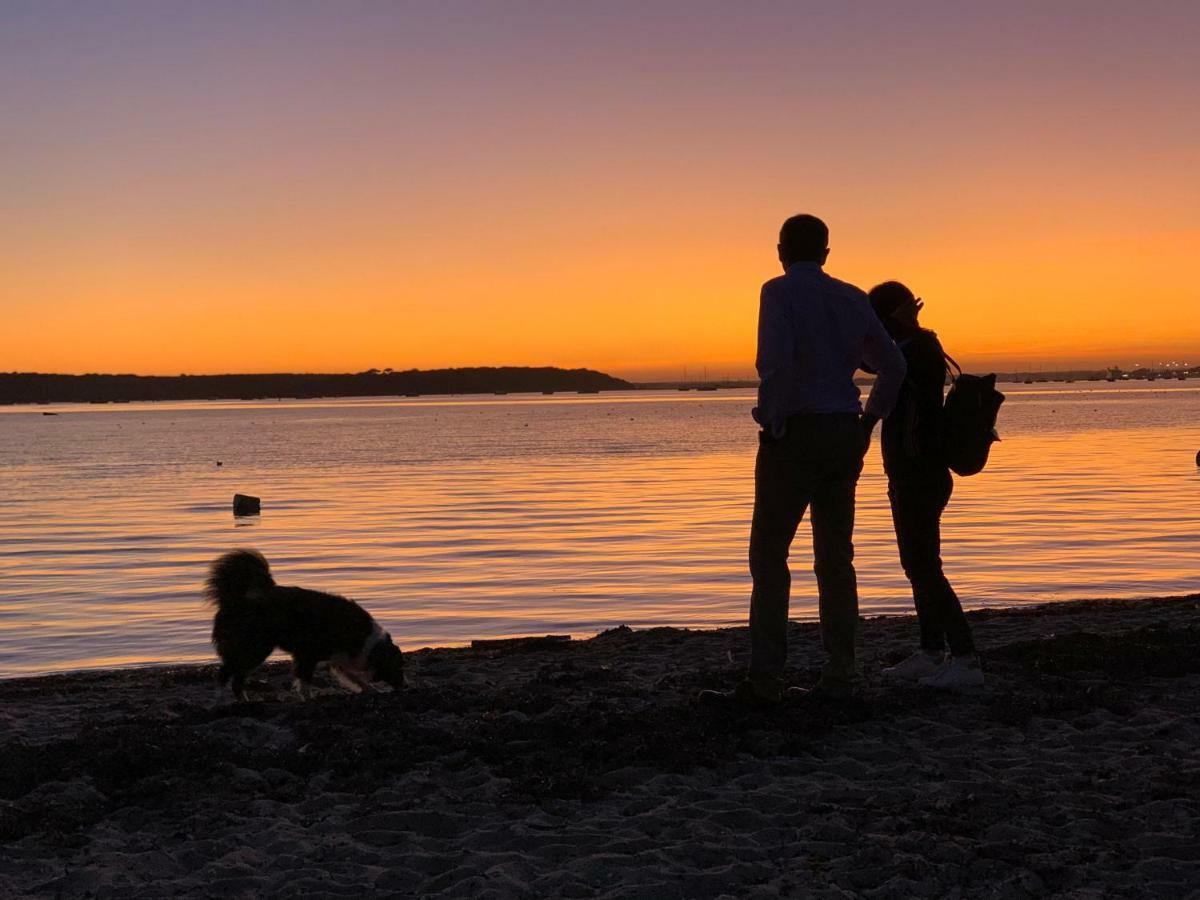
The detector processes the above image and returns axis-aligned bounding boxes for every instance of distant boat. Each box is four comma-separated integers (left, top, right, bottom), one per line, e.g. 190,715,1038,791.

42,411,58,416
494,391,508,395
696,385,718,391
542,390,554,395
577,389,600,394
1023,379,1033,384
404,393,420,397
677,386,691,391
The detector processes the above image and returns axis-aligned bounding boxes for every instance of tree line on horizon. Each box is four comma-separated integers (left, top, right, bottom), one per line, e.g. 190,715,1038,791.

0,367,632,405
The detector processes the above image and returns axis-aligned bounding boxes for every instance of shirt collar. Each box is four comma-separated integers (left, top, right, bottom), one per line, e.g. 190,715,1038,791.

786,261,824,273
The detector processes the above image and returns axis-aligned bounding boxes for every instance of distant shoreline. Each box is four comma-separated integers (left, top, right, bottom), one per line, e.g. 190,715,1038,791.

9,368,1196,407
0,367,632,406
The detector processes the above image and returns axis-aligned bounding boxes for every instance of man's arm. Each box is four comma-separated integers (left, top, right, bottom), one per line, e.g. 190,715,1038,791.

860,312,906,422
751,284,793,438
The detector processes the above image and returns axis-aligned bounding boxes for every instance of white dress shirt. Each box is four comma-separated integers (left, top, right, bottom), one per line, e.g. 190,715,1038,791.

753,261,906,437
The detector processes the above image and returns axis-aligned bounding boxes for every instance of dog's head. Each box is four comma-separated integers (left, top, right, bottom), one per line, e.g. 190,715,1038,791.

367,633,405,688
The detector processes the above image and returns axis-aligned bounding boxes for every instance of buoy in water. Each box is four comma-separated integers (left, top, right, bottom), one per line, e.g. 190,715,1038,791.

233,494,261,516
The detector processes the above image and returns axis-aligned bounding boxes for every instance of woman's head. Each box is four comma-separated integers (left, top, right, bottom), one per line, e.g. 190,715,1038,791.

868,281,922,336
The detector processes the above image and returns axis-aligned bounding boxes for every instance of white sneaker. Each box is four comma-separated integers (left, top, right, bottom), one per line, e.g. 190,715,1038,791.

919,655,985,691
882,650,944,681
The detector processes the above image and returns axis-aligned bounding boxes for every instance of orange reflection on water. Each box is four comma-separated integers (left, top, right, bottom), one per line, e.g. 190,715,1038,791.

1,386,1198,677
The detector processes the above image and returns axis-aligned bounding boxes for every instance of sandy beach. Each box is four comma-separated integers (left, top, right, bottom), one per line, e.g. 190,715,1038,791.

3,595,1199,898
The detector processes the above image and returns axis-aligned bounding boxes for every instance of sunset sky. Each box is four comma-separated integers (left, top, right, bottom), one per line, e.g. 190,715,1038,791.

2,1,1197,380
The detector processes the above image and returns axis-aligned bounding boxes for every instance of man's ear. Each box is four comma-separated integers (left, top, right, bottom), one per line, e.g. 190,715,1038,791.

820,247,830,265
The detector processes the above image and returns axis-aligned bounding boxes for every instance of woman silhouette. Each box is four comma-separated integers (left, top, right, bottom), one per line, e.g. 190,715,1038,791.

866,281,982,690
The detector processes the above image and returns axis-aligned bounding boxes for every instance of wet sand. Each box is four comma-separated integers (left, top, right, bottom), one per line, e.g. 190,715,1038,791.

3,595,1199,898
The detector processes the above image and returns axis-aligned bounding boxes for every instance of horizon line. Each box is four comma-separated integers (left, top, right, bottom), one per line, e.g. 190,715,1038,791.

5,359,1198,381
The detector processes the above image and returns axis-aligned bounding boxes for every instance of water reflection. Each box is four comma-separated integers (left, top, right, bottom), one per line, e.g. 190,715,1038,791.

1,386,1198,676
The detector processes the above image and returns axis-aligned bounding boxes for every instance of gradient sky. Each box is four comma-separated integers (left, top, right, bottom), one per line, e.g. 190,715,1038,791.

2,1,1197,379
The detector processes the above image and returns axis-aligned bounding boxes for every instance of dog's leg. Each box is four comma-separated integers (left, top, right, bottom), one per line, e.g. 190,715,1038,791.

230,671,249,702
346,670,380,693
292,656,318,700
330,666,365,693
216,637,274,702
215,665,233,702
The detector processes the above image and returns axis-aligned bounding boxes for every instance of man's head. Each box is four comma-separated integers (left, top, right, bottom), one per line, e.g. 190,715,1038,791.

778,214,829,268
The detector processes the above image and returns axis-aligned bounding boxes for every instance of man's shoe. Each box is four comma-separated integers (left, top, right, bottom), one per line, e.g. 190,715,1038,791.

809,676,863,702
882,650,944,682
698,679,804,708
808,658,865,701
918,654,984,692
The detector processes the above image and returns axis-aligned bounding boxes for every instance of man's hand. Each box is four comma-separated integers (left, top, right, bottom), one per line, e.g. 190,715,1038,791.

859,413,879,453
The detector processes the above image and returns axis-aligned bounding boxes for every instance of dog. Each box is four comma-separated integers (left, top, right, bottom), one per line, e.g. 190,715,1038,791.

205,549,405,700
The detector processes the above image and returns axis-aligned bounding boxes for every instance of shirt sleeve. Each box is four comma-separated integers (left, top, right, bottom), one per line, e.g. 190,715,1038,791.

752,283,793,437
861,311,907,419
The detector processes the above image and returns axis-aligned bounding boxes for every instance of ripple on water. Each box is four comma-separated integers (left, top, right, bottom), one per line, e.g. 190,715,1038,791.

1,386,1198,676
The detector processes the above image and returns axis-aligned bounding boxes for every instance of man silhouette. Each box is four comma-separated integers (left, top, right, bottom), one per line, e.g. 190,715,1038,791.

703,214,906,705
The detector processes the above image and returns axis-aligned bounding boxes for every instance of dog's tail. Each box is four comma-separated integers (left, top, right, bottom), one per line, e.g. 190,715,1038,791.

205,549,275,610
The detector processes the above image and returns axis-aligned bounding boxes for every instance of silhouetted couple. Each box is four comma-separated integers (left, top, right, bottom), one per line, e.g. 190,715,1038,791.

702,214,981,708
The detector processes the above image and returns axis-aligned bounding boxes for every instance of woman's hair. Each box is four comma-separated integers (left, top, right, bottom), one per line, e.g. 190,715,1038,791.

867,281,916,323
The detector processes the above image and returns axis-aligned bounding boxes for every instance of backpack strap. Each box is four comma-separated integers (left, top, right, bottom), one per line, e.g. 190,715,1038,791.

942,351,963,384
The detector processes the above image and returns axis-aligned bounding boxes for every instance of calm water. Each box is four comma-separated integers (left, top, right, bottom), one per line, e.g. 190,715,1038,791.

2,385,1199,677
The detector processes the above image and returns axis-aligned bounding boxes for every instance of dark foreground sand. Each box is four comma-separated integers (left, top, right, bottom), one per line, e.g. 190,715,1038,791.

3,596,1199,899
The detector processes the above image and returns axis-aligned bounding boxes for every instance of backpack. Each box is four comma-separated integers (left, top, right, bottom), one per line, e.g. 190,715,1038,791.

941,354,1004,476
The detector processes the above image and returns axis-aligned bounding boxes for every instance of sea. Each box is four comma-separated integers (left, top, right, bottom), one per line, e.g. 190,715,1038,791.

2,384,1198,677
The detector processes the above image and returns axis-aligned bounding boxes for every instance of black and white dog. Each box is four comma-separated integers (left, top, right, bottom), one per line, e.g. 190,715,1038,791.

206,549,405,700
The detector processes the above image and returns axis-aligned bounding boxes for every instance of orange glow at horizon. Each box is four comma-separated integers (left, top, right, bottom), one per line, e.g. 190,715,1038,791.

2,5,1197,380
